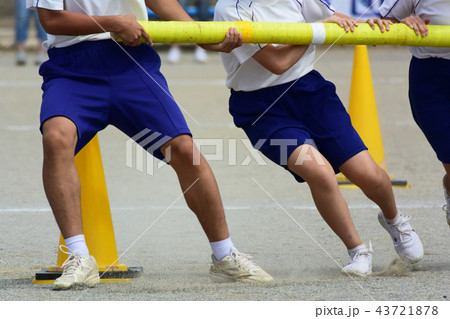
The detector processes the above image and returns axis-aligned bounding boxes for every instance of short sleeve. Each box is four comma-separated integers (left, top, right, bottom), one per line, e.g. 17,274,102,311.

301,0,335,23
214,1,265,64
379,0,415,20
27,0,64,10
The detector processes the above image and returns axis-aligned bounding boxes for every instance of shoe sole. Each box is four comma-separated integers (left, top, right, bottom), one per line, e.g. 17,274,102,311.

209,272,273,283
53,273,100,290
377,213,424,263
341,269,372,277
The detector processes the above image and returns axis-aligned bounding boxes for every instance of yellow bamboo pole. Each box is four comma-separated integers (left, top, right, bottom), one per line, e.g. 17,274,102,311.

136,21,450,47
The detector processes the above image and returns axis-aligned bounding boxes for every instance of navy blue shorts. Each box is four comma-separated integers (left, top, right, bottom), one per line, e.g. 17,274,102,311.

229,70,367,183
39,40,191,159
409,57,450,164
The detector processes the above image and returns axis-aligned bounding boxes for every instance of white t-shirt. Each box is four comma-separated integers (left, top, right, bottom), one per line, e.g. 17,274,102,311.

214,0,334,91
379,0,450,59
26,0,148,49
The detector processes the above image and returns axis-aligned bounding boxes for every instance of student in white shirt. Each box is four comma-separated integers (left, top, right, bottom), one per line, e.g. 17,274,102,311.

27,0,273,290
379,0,450,227
215,0,424,276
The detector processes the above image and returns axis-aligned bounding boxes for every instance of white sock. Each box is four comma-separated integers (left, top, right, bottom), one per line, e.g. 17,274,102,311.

210,237,233,261
348,243,367,260
65,234,90,257
386,211,402,225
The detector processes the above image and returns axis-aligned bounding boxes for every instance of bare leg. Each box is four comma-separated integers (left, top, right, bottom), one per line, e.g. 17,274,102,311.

160,134,229,242
288,144,362,249
339,151,398,219
42,117,82,238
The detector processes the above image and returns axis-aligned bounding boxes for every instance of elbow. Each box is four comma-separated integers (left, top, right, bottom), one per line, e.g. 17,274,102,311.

39,18,61,34
37,9,62,34
269,62,289,75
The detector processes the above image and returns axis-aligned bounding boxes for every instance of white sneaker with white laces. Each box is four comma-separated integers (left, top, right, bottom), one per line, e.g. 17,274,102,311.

53,247,100,290
341,243,373,276
209,248,273,283
442,190,450,227
378,212,424,263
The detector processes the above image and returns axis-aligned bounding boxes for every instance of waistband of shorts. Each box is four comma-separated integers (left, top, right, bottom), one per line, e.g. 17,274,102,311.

47,40,124,59
411,56,450,64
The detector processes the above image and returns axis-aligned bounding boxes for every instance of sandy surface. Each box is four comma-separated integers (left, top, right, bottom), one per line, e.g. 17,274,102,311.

0,41,449,308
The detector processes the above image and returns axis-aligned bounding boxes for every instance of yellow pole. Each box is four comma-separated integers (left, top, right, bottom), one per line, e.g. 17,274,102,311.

136,21,450,47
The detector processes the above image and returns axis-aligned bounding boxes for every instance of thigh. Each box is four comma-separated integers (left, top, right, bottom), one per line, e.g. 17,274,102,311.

40,43,114,155
409,57,450,163
287,71,368,173
108,44,192,161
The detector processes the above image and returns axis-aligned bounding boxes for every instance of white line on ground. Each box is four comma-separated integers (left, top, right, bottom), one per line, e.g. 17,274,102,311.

0,203,442,214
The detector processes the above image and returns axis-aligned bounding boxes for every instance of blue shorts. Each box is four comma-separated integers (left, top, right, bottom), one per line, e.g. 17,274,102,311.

229,70,367,183
39,40,191,159
409,57,450,164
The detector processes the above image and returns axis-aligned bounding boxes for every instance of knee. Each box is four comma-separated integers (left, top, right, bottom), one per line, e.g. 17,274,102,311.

42,124,77,159
358,166,390,191
163,135,197,165
304,167,338,192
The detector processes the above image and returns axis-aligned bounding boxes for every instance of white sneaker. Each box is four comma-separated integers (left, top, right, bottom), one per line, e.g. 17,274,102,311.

53,247,100,290
378,212,424,263
342,243,373,276
194,46,208,63
209,248,273,283
16,51,26,66
167,45,181,63
442,190,450,227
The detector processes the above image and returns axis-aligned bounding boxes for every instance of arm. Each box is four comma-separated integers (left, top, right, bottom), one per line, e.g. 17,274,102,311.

146,0,243,52
252,45,309,75
144,0,192,22
37,8,151,46
145,0,242,52
252,11,359,75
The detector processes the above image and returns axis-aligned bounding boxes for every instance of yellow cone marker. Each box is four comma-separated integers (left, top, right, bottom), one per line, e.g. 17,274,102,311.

33,135,142,284
337,45,409,188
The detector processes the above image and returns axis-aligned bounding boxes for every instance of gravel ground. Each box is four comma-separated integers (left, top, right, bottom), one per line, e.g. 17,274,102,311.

0,29,448,316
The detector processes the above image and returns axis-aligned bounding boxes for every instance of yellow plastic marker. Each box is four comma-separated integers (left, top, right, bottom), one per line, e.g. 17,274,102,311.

137,21,450,47
337,46,409,188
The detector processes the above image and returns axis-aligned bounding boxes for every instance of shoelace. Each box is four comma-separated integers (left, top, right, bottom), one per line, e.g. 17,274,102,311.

393,215,413,243
59,245,82,276
442,204,449,213
231,250,261,271
352,242,373,261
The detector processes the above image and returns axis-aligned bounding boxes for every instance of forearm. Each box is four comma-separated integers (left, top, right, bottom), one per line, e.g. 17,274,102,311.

145,0,193,21
37,8,123,35
253,44,309,75
382,17,400,23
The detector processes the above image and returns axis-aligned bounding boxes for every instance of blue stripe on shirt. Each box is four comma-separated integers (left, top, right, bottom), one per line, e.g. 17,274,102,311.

319,0,335,13
381,0,401,18
414,0,422,15
235,0,243,21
